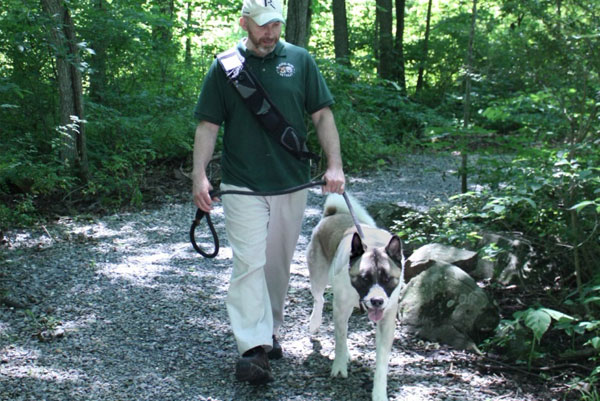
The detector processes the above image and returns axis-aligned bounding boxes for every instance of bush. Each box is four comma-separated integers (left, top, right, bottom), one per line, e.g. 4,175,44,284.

389,144,599,389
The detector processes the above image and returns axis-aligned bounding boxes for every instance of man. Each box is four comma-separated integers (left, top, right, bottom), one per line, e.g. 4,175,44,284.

192,0,345,385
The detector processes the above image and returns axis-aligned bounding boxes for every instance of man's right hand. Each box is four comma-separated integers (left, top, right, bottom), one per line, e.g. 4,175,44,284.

192,173,215,212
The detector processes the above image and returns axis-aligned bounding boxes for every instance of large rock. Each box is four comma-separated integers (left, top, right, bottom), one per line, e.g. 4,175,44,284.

398,261,499,352
405,243,477,281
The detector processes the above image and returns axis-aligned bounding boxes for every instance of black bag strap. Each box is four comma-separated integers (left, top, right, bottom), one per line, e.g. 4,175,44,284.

216,47,320,162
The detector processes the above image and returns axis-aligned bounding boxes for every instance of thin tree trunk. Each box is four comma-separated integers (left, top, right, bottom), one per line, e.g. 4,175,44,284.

285,0,311,48
394,0,406,94
377,0,394,79
332,0,350,65
185,1,193,66
153,0,176,88
416,0,433,94
374,2,380,62
41,0,88,181
89,0,108,103
461,0,477,193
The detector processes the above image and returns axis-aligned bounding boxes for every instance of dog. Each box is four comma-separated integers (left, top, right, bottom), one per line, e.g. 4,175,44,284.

306,193,405,401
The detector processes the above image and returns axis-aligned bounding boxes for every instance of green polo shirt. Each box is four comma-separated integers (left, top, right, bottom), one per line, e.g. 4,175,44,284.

194,39,334,192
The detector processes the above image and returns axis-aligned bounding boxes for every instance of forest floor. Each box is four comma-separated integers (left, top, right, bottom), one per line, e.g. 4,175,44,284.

0,154,583,400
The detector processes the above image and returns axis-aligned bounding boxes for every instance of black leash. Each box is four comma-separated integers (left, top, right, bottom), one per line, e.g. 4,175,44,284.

190,180,326,258
190,180,367,258
342,192,365,239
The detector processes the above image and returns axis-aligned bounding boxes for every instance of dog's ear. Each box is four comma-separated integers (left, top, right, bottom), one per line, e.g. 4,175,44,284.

385,235,404,265
350,232,366,265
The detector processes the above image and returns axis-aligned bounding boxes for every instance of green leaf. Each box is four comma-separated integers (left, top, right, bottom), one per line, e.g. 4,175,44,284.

579,321,600,331
583,296,600,305
539,307,574,321
569,201,597,213
585,337,600,350
520,197,536,209
524,309,552,342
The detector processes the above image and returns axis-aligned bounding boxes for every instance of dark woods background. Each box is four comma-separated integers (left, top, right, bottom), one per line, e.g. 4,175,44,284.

0,0,599,396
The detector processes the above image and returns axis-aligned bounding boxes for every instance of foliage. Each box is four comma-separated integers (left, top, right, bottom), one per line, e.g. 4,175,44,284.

480,91,567,137
391,145,599,388
474,145,600,284
391,200,480,248
313,62,448,172
486,307,575,368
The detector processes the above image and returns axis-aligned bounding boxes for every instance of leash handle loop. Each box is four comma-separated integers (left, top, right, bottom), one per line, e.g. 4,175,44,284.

190,208,220,258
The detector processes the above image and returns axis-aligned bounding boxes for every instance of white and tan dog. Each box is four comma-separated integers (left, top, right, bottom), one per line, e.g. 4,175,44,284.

307,193,405,401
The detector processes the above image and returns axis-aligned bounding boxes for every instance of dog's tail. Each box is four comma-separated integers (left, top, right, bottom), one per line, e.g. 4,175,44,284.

323,193,376,227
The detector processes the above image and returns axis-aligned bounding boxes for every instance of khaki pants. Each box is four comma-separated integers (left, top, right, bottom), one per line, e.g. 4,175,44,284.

221,183,308,355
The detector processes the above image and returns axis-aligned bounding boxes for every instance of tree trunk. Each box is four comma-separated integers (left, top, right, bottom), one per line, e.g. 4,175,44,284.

394,0,407,94
460,0,477,194
152,0,176,88
185,1,193,66
332,0,350,65
415,0,433,94
377,0,394,79
89,0,108,103
41,0,88,181
285,0,311,48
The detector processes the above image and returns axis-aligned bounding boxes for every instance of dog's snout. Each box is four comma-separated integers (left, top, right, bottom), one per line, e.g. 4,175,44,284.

370,298,384,308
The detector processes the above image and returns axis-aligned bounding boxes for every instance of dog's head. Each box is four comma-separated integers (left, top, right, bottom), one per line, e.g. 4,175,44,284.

349,233,404,323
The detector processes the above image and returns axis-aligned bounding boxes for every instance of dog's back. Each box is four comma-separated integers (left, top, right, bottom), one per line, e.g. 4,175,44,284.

323,193,376,227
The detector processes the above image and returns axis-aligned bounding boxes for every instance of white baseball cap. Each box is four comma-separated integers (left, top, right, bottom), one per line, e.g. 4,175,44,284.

242,0,285,26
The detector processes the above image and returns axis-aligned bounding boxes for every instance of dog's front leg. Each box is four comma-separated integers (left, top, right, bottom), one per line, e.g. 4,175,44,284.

331,295,353,378
372,303,398,401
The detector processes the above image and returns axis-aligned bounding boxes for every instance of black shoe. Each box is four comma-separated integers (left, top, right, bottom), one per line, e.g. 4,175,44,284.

267,335,283,360
235,347,274,385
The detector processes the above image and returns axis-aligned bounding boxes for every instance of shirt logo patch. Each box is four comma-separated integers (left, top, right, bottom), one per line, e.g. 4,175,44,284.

276,63,295,77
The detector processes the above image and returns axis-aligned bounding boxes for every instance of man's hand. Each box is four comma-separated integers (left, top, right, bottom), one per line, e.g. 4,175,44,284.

192,174,215,212
322,166,345,194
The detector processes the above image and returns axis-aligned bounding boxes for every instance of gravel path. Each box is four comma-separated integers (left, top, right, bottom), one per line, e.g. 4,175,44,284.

1,154,567,400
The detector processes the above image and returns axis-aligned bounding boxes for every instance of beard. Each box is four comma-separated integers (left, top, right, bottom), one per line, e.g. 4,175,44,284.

247,31,278,56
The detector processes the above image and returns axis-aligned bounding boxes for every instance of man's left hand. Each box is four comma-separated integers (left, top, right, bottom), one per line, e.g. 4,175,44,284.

322,167,345,194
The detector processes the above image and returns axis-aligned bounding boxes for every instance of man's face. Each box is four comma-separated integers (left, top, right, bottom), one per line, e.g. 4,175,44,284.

240,17,282,57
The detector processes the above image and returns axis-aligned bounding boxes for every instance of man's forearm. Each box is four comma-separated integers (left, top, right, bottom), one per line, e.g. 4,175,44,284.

192,121,220,211
312,107,343,169
312,107,345,193
192,121,219,180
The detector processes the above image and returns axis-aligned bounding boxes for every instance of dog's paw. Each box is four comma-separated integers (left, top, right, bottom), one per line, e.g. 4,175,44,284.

308,318,321,334
330,357,349,378
371,388,388,401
